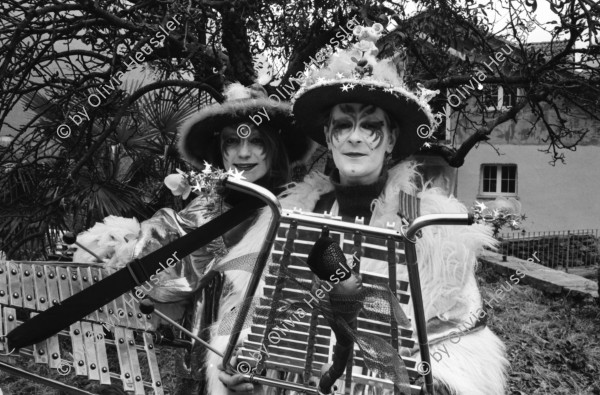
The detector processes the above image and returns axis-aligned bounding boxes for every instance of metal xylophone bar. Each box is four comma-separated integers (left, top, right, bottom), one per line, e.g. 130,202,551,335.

0,315,163,392
0,259,164,395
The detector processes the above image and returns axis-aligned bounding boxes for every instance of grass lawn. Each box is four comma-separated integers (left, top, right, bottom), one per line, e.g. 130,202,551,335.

478,264,600,395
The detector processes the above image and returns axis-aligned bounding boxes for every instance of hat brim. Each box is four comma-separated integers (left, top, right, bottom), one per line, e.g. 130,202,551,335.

293,81,435,161
178,98,311,169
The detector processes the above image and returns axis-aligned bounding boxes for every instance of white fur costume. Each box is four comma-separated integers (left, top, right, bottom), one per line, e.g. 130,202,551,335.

206,161,508,395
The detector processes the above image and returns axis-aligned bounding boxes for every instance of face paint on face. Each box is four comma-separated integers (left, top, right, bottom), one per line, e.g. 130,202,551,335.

220,123,270,183
325,103,396,186
329,105,386,151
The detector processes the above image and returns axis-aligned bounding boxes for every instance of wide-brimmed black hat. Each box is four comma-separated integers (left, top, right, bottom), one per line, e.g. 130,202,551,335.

292,23,438,161
178,83,312,169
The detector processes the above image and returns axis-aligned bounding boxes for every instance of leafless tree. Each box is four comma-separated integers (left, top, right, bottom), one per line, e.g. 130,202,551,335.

0,0,598,257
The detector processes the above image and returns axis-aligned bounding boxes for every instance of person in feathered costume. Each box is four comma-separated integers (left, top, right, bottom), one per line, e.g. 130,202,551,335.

212,24,508,395
71,83,313,390
74,82,312,297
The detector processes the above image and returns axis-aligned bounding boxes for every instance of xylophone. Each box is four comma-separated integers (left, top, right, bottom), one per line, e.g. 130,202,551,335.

236,209,424,394
0,259,165,395
213,178,473,395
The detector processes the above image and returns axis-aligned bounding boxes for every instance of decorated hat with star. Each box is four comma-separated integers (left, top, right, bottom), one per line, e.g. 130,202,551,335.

178,82,312,170
291,23,439,161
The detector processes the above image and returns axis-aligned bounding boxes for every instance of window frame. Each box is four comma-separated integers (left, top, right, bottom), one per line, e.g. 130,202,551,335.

480,84,500,111
479,85,524,111
478,164,518,198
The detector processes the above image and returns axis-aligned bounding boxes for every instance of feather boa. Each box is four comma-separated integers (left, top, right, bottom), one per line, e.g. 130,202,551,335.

72,215,140,268
206,161,508,395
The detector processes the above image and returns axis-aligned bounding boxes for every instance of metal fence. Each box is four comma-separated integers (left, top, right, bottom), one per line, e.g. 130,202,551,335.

498,229,600,270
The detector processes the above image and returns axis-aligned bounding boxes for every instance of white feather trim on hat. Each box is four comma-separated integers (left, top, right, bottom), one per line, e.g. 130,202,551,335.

306,49,403,88
224,82,252,101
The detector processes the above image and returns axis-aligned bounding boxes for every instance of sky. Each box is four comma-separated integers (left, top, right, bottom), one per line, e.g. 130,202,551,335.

405,0,590,44
491,0,558,43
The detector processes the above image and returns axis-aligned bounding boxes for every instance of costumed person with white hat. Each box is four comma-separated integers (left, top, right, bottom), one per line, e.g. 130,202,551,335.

211,24,508,395
72,83,313,392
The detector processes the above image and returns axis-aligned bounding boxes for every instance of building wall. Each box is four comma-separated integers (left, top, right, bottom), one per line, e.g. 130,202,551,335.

456,144,600,232
451,99,600,147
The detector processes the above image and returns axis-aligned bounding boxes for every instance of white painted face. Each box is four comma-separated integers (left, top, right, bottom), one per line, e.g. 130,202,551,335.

220,123,270,183
324,103,396,186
